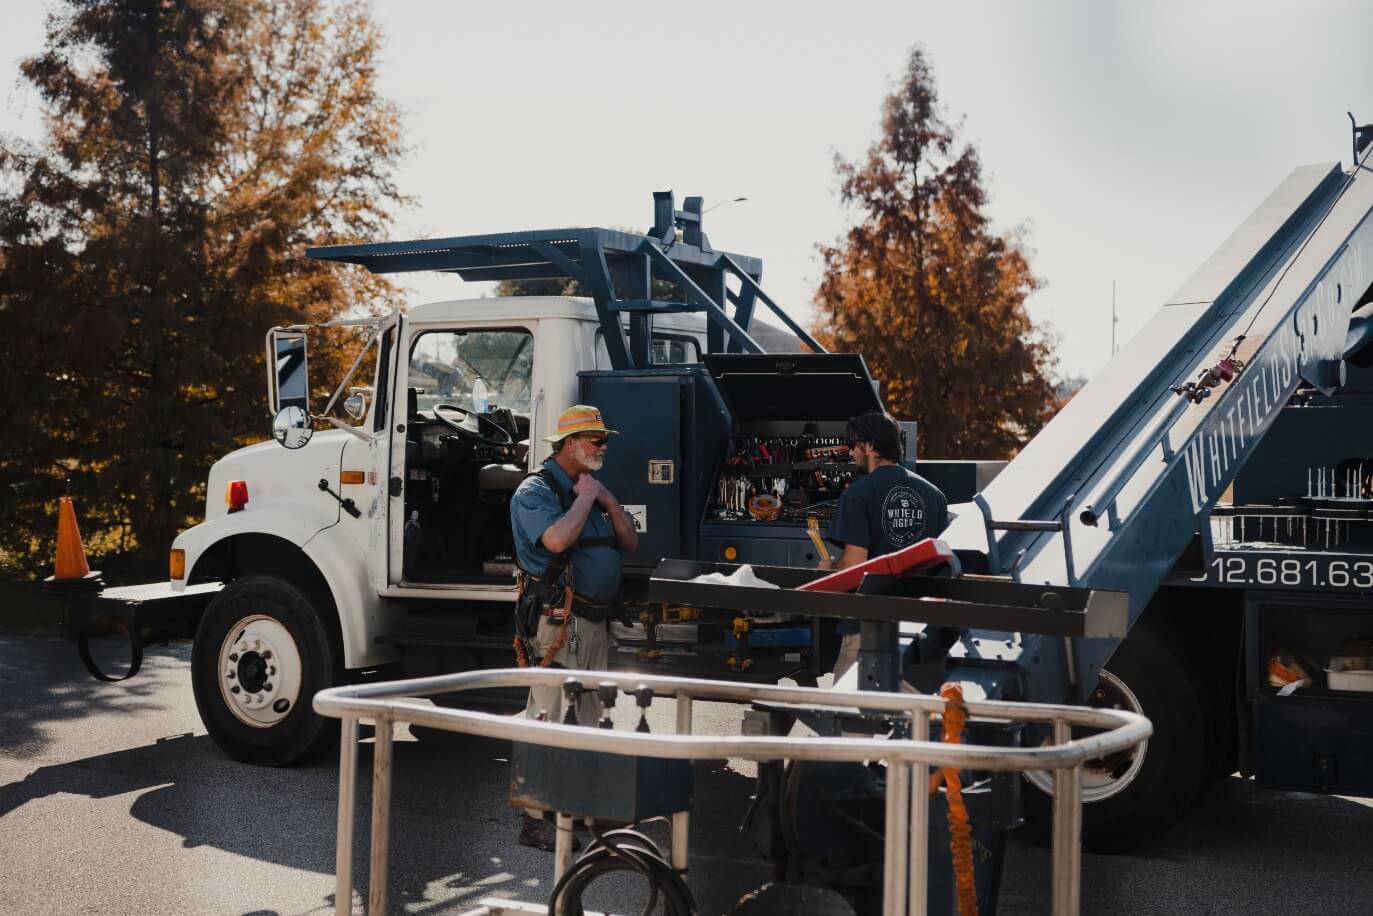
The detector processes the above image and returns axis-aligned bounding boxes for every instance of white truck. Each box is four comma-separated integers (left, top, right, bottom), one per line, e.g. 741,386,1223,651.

62,195,947,766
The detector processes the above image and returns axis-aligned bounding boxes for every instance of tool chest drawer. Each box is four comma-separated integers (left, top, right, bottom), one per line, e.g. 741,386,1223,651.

1253,692,1373,795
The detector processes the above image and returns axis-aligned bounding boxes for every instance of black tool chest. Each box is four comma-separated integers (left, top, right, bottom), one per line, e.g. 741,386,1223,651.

699,353,884,566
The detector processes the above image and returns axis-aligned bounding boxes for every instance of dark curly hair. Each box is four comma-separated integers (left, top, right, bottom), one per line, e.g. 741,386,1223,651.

846,410,903,462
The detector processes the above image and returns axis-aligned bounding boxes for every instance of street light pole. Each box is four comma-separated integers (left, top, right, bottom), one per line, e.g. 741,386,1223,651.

703,196,748,215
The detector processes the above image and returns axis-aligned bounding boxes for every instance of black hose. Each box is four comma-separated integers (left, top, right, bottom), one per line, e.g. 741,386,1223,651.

547,823,697,916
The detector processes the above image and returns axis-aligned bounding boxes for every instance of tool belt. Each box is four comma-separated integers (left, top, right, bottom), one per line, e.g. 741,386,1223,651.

524,568,617,621
513,560,620,667
535,579,617,623
517,554,618,623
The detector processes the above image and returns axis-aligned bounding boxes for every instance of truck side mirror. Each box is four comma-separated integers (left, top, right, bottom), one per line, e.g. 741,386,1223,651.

272,405,314,449
344,386,372,420
269,330,310,415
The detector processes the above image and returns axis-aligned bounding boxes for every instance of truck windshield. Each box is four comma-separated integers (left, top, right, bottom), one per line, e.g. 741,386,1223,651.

408,328,533,414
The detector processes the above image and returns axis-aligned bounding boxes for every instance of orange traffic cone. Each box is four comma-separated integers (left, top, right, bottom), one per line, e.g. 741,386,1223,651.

54,495,92,580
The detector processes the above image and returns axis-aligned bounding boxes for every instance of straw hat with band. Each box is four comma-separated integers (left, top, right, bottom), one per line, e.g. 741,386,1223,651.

543,404,619,443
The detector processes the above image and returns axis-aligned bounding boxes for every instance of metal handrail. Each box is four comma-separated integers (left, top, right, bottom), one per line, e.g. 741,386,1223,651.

315,668,1151,916
1079,396,1191,528
974,492,1079,585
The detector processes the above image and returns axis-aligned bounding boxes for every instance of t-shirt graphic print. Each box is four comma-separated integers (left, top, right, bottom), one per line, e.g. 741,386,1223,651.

881,486,926,547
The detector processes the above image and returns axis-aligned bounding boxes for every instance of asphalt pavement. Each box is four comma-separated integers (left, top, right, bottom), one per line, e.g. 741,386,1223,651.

2,634,1371,915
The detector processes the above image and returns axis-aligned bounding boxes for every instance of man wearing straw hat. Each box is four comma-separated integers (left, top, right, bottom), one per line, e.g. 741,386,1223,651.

510,404,639,850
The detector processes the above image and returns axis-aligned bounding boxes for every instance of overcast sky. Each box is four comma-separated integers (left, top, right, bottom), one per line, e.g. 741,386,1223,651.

5,1,1372,378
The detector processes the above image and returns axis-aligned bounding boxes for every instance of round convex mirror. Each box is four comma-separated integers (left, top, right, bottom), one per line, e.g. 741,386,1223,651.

272,405,314,449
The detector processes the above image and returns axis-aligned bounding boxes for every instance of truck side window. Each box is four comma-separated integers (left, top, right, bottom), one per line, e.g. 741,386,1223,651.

408,328,534,415
594,330,702,369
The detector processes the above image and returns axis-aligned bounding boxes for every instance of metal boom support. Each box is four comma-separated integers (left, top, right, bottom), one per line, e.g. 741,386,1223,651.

305,192,825,369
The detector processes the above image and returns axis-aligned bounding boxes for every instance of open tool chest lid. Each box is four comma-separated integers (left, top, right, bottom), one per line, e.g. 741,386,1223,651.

702,353,884,424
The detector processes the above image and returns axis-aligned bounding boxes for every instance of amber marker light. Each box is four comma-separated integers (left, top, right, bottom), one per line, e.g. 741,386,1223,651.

225,480,249,512
723,544,738,561
340,470,366,485
169,548,186,581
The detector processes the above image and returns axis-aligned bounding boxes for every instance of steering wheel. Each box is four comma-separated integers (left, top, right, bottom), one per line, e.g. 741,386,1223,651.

433,403,515,447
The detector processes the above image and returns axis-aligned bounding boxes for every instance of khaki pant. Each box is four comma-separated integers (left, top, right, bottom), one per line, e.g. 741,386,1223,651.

834,631,861,680
523,614,611,724
833,630,918,694
521,614,610,818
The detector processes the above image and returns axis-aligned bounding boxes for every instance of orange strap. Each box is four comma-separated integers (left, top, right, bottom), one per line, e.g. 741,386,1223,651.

928,682,977,916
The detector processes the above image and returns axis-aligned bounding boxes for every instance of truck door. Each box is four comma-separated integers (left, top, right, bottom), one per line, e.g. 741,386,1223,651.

384,315,411,587
389,319,537,587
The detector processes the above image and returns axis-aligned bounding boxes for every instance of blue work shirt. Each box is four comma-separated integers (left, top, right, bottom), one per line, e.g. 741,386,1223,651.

827,464,949,634
510,459,623,603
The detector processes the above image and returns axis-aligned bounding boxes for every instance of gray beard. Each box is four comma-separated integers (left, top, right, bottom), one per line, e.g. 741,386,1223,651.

584,455,604,472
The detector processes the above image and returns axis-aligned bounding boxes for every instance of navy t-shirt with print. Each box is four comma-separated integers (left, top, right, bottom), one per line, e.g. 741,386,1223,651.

827,464,949,633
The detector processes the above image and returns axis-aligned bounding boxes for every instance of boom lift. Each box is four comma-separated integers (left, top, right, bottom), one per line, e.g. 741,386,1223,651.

932,140,1373,848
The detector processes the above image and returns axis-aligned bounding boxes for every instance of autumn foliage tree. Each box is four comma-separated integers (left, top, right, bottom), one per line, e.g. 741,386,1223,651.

814,47,1057,458
0,0,406,575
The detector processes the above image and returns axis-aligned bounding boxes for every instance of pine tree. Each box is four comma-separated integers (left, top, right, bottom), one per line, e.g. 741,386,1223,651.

814,46,1058,459
0,0,407,575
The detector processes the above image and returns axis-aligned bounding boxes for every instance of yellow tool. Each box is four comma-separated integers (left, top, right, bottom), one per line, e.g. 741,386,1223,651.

806,515,832,564
662,605,702,623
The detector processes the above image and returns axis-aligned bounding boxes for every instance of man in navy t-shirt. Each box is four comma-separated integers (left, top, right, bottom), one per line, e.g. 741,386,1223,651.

824,410,949,678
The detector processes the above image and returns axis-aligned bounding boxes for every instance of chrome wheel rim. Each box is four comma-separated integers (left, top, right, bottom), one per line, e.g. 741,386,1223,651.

1025,669,1149,803
216,614,304,728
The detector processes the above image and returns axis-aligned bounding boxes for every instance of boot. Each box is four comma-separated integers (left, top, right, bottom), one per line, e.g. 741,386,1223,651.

518,814,581,852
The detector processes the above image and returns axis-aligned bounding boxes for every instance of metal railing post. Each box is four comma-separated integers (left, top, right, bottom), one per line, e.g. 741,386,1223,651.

882,757,911,916
368,719,394,916
334,716,358,916
1050,719,1082,916
553,812,575,907
907,712,930,916
671,693,693,872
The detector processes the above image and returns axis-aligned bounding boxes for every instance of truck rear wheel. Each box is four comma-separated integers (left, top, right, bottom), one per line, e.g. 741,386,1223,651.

1023,616,1210,852
192,575,341,766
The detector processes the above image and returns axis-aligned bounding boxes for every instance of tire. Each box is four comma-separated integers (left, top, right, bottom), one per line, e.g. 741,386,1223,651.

192,575,342,766
1022,616,1210,853
1199,643,1241,783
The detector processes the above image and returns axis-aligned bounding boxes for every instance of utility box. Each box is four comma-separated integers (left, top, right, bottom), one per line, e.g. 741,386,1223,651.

509,742,694,822
579,366,731,570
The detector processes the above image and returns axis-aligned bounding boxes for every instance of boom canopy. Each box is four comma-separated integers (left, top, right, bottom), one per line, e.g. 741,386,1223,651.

307,191,825,370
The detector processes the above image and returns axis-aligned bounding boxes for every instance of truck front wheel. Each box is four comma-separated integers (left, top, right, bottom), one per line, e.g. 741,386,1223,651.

192,575,341,766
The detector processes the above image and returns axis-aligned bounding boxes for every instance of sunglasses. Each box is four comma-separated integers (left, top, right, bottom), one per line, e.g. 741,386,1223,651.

575,435,609,448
